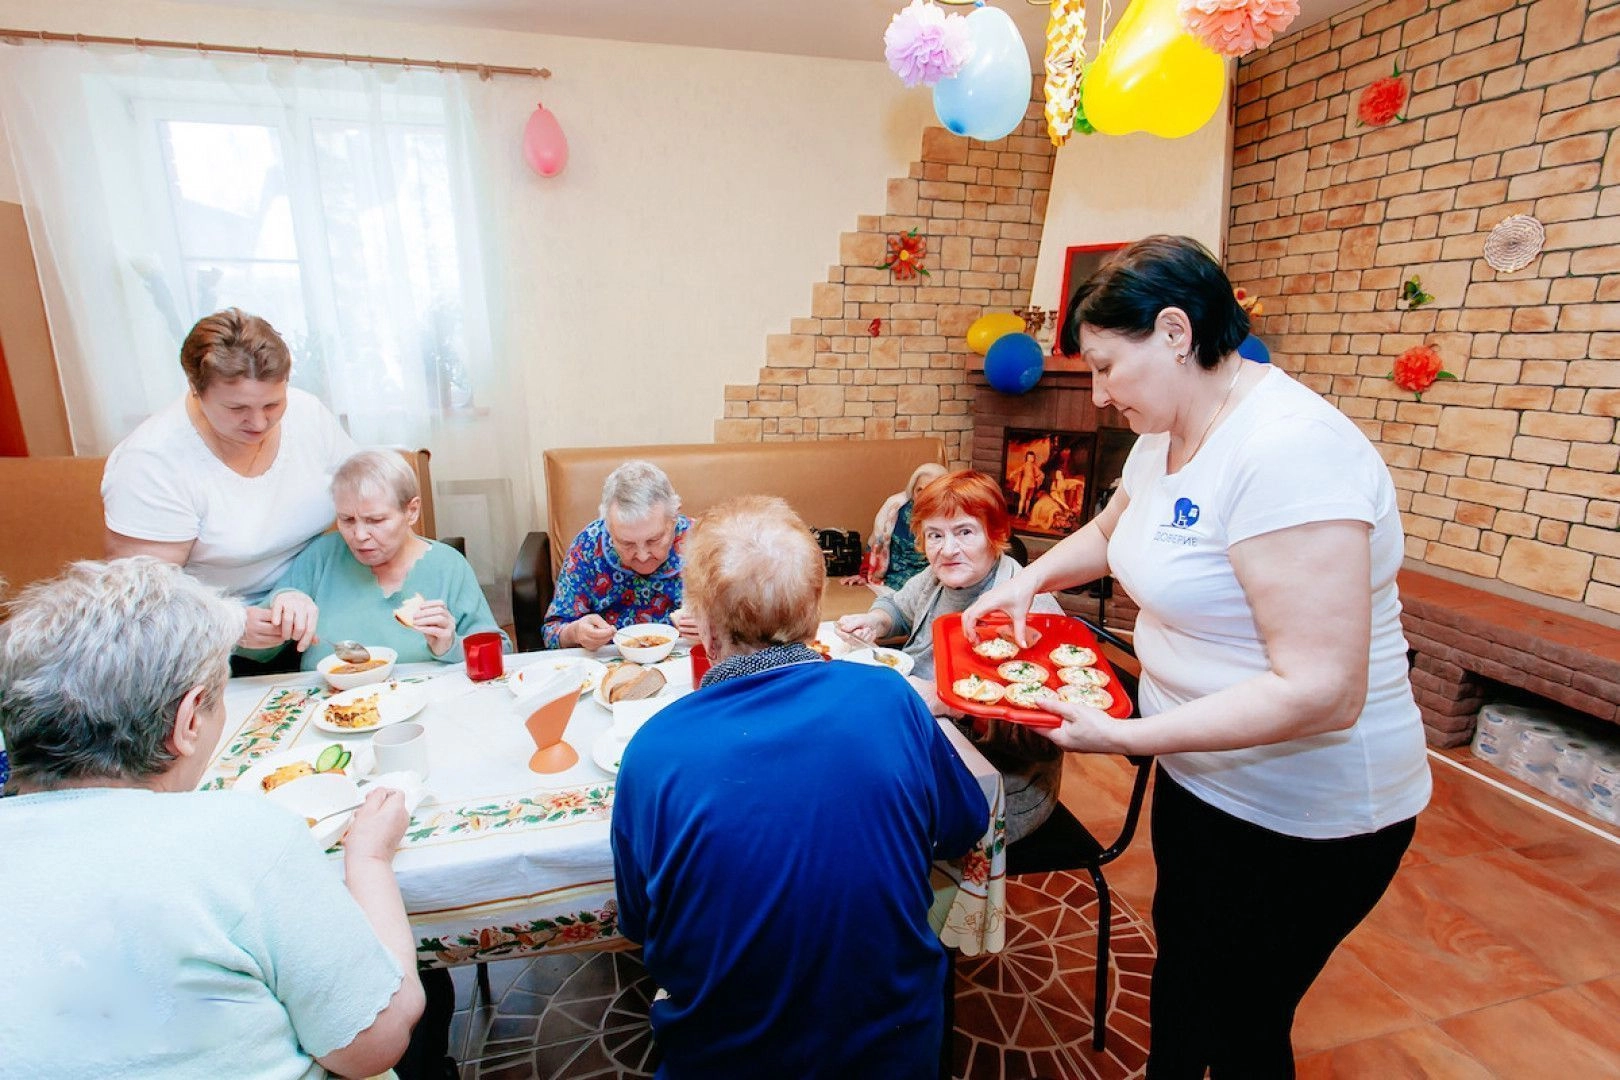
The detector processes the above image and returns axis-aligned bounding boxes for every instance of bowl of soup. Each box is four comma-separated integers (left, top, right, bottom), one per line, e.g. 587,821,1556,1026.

317,646,398,691
613,624,679,665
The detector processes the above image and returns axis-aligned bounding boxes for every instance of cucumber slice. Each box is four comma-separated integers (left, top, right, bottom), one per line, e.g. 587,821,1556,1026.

336,749,352,772
315,744,343,772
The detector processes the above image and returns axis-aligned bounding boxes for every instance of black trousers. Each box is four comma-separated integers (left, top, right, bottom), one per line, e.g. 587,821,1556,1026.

1145,765,1415,1080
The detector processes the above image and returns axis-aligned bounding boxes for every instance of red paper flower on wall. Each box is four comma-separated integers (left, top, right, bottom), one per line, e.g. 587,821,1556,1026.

1357,62,1409,126
1387,344,1456,401
878,228,929,280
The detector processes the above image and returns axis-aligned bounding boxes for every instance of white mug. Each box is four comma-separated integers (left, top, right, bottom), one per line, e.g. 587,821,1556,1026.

372,722,430,781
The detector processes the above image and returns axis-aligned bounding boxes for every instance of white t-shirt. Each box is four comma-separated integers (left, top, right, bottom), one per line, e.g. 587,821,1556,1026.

0,787,403,1079
1109,365,1431,839
102,387,357,605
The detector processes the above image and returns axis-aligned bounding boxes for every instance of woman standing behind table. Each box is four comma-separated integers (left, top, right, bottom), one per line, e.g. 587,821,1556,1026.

267,450,505,669
102,309,356,662
838,470,1064,843
964,235,1431,1077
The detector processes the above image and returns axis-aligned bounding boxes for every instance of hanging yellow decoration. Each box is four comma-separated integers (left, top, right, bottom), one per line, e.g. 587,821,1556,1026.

1043,0,1089,146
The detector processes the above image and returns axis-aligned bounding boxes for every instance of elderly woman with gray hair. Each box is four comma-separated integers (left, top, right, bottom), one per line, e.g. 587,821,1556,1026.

542,459,699,649
264,449,505,669
0,557,423,1078
612,496,987,1078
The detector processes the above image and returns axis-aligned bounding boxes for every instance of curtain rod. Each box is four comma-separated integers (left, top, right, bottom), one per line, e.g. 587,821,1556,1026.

0,27,550,80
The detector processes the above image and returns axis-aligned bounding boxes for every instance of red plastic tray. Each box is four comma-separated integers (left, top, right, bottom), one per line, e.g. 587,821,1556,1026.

931,612,1134,728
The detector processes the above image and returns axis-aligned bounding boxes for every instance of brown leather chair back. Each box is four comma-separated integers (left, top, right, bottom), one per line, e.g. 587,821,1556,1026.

0,456,107,601
542,438,948,578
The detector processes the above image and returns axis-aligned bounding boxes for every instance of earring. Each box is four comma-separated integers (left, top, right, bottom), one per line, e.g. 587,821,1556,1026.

1175,353,1188,365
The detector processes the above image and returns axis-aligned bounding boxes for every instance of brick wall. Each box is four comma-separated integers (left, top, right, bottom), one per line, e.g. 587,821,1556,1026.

1226,0,1620,618
716,93,1055,466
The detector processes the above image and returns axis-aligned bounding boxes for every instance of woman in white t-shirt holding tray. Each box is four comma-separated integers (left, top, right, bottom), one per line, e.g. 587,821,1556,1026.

102,309,357,664
964,236,1431,1078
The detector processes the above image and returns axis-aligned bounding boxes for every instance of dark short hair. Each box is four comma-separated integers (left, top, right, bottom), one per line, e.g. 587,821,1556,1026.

1058,235,1249,370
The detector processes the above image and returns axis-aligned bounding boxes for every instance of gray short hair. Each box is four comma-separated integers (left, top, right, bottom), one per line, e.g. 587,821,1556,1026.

0,558,244,788
599,460,680,523
333,449,419,510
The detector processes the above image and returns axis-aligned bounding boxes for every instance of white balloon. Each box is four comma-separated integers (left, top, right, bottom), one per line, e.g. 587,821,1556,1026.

931,6,1032,142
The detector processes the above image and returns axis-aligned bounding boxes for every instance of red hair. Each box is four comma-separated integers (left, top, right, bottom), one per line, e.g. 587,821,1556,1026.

910,470,1012,555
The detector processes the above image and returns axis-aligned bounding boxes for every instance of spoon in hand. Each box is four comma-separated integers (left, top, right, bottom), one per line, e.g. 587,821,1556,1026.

331,640,372,664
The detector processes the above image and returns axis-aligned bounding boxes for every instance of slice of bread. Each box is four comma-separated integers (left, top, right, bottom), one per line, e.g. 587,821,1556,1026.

604,663,667,704
393,593,426,628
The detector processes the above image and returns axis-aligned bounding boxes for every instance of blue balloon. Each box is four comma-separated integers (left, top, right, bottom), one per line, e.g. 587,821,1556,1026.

984,332,1045,395
932,6,1032,142
1237,334,1271,364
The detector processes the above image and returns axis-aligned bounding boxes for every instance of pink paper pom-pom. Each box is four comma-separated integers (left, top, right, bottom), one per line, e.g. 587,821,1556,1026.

1179,0,1300,58
885,0,973,88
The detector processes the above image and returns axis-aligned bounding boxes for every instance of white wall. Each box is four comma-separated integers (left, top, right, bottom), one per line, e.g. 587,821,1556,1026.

1029,82,1233,317
0,0,935,514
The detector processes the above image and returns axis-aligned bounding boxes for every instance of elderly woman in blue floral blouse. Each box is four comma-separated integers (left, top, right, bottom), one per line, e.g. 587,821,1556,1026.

542,461,700,650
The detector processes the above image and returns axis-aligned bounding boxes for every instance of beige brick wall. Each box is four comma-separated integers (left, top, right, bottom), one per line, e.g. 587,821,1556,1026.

1228,0,1620,616
716,93,1055,467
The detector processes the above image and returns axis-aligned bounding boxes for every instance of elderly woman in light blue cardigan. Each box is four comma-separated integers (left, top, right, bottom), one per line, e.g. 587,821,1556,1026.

266,449,506,669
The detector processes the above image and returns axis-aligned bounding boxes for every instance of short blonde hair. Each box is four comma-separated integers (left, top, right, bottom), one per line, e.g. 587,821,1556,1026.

332,450,419,510
180,308,293,393
683,496,824,656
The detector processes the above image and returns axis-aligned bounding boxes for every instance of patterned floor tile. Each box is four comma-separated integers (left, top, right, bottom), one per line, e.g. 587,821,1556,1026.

450,868,1149,1079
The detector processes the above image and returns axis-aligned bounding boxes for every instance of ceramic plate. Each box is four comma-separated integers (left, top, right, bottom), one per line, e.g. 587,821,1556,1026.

309,681,427,735
841,646,916,678
592,731,631,776
509,658,607,698
592,658,687,710
263,772,365,849
233,741,377,795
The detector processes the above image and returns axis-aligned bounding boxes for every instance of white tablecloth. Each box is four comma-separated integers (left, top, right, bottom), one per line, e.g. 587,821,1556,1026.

204,642,1006,966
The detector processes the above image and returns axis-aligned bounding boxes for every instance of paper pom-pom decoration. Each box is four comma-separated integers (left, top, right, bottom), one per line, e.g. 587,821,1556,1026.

885,0,973,88
877,228,930,280
1179,0,1300,58
1043,0,1088,146
1483,214,1545,272
1357,63,1409,126
1387,344,1456,402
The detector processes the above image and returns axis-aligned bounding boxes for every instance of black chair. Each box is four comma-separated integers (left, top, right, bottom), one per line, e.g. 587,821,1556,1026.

1004,615,1152,1053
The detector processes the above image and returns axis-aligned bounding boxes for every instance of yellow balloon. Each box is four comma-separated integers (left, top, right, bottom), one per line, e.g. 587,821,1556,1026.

1082,0,1226,139
966,312,1027,355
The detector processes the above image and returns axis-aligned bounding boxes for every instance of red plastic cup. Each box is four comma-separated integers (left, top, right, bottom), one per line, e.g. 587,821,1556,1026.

690,643,711,689
464,631,505,682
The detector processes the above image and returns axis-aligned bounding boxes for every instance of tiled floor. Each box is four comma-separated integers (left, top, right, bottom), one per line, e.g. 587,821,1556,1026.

443,746,1620,1079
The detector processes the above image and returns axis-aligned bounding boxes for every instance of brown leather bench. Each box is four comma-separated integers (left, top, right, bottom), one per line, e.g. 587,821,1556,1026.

0,450,451,610
510,438,949,652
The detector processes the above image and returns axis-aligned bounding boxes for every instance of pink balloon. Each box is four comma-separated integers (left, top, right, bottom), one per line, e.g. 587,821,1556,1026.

522,104,568,178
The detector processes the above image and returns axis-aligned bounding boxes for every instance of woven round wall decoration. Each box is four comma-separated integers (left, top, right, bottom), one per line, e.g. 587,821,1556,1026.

1483,214,1545,272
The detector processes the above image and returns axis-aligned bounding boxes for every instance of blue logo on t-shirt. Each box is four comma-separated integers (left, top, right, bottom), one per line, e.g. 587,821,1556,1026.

1170,498,1201,528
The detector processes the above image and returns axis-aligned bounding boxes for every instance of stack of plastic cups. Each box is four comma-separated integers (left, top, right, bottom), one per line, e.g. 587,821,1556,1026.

1507,718,1562,794
1471,703,1522,768
1549,736,1595,812
1590,753,1620,825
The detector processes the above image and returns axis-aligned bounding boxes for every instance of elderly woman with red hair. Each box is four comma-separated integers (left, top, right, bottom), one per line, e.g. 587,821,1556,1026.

839,469,1064,841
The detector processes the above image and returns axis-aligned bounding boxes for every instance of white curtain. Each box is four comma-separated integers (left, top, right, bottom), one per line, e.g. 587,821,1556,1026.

0,42,532,617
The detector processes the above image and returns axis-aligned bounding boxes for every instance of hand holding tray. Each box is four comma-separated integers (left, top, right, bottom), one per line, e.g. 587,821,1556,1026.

931,612,1134,728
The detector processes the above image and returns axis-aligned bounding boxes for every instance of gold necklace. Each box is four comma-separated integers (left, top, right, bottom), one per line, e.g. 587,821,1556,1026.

1182,361,1244,465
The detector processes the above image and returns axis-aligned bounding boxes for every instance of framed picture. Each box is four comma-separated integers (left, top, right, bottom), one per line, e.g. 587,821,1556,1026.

1001,428,1095,538
1052,242,1128,356
1089,427,1138,516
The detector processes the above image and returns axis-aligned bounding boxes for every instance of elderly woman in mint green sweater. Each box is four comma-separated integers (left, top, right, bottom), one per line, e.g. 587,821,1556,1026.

266,450,506,670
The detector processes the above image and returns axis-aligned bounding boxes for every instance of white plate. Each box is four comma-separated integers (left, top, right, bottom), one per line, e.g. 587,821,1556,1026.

592,731,631,776
233,740,377,795
842,646,915,678
509,658,607,698
310,682,427,735
592,658,687,710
